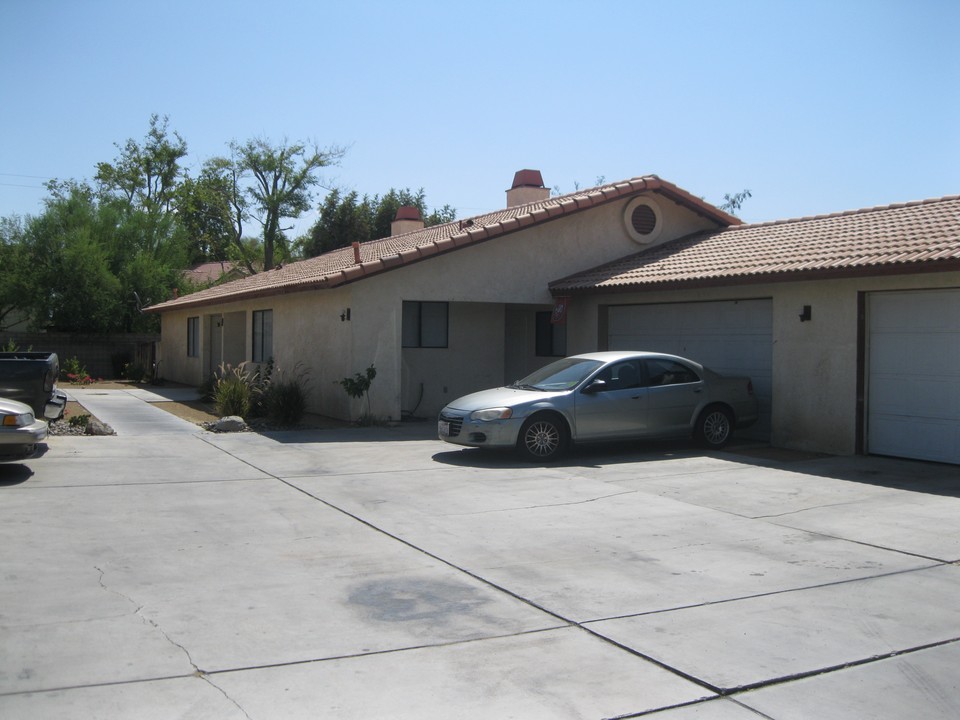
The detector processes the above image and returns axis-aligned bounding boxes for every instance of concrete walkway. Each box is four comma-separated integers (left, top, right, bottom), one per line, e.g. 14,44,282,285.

65,387,203,436
2,394,959,719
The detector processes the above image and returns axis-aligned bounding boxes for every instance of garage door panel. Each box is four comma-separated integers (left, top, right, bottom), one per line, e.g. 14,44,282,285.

871,376,960,419
868,289,960,464
871,293,960,332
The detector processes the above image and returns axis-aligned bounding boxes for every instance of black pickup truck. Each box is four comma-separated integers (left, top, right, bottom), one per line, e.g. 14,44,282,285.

0,352,68,421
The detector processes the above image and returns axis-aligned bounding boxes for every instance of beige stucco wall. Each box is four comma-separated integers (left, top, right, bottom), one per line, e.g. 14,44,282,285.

566,270,960,456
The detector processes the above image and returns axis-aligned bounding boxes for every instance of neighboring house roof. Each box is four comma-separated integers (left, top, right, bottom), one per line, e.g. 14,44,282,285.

183,261,246,285
145,176,737,313
550,195,960,295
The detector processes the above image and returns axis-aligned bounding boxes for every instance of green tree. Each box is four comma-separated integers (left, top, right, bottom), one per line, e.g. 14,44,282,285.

0,216,31,330
174,171,236,264
719,189,752,215
212,138,344,271
10,182,189,334
300,187,456,258
95,114,188,214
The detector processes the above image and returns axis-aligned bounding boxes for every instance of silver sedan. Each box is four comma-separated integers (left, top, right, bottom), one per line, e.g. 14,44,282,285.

438,351,759,461
0,397,48,461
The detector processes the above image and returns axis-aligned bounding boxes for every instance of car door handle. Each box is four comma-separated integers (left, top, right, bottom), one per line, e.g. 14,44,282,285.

693,388,703,393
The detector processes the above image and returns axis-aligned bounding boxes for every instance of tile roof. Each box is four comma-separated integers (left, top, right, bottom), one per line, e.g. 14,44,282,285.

550,195,960,294
145,176,737,313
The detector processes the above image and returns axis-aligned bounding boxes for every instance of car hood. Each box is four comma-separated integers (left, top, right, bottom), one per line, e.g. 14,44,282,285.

0,397,35,416
444,386,566,412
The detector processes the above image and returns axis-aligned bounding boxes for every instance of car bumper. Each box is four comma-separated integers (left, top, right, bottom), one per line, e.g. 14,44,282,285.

437,411,523,449
45,389,67,421
0,418,48,460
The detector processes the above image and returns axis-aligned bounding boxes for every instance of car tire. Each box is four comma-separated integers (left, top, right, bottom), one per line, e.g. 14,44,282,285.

695,405,733,449
518,414,567,462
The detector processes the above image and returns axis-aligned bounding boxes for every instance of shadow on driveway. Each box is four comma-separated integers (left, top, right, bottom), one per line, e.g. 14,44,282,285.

434,439,960,498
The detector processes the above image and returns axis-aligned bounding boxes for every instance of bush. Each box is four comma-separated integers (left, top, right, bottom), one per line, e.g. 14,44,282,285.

262,364,310,425
62,356,96,385
213,364,252,418
123,362,149,383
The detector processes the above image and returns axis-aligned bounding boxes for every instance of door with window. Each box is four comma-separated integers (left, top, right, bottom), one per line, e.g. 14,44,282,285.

644,357,704,433
575,359,648,440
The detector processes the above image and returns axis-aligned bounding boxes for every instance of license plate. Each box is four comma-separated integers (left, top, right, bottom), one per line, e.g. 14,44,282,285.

438,420,450,436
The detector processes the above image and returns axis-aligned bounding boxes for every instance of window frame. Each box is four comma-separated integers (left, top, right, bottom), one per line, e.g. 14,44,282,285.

402,301,449,349
252,309,274,363
187,316,200,358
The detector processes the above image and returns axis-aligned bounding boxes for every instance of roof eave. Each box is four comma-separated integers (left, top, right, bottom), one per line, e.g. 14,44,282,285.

550,258,960,296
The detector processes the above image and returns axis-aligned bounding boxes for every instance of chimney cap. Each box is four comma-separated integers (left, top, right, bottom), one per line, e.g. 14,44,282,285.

511,169,544,189
394,205,422,221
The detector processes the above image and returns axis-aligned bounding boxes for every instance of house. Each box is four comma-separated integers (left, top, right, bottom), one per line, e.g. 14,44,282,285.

145,171,960,464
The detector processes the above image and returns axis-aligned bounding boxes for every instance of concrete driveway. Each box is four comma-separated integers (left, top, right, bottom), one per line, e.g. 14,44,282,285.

2,388,959,718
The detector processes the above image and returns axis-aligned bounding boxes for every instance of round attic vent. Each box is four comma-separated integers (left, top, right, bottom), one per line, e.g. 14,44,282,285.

623,197,663,243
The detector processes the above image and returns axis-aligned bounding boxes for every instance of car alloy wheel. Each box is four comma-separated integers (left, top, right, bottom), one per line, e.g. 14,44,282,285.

697,406,732,448
520,416,565,461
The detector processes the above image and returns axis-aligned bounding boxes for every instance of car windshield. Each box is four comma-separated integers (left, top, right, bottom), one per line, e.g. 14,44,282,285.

513,358,604,391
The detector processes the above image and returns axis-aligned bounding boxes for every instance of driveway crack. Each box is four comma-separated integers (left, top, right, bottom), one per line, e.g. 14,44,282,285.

448,489,638,516
94,566,201,674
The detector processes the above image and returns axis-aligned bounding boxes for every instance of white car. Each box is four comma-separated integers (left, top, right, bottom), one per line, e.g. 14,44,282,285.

438,351,759,461
0,397,48,461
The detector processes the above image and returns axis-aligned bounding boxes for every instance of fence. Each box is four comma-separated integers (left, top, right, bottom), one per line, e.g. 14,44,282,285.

0,332,159,380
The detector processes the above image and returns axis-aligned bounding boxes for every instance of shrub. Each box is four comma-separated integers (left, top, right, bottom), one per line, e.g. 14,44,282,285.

68,413,90,428
123,362,149,383
337,364,377,423
262,364,310,425
213,364,252,418
62,356,89,384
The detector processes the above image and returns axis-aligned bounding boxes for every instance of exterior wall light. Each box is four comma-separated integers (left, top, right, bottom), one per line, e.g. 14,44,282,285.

799,305,812,322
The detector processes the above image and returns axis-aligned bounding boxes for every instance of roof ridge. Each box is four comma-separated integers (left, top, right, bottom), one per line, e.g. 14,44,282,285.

732,194,960,231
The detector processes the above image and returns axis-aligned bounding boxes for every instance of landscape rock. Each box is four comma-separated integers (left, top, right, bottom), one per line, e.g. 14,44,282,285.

84,418,115,436
211,416,247,433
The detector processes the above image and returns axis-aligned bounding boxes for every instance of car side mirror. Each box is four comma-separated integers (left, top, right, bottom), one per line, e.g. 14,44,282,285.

582,379,607,394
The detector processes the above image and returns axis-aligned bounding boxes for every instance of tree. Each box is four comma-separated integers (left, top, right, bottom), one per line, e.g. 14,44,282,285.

719,189,752,215
211,138,344,271
300,187,456,258
95,114,188,214
0,216,31,330
299,189,373,257
174,171,236,264
8,181,189,334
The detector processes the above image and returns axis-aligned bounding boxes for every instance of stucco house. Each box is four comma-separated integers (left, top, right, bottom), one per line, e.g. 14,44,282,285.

145,171,960,465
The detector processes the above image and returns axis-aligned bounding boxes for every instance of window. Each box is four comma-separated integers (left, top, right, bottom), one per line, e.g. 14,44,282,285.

402,301,448,348
187,317,199,358
593,360,641,391
535,311,567,357
644,359,700,386
252,309,273,362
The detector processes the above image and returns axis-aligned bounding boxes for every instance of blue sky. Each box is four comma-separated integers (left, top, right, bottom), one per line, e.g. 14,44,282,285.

1,0,957,233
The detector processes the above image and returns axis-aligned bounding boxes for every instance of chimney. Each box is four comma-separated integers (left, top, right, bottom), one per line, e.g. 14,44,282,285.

506,169,550,208
391,205,425,236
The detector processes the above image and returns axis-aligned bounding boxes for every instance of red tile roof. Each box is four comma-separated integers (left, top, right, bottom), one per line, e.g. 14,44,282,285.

146,176,736,312
550,195,960,294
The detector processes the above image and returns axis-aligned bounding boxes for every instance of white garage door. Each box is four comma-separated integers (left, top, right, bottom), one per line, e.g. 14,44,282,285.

607,299,772,439
868,289,960,464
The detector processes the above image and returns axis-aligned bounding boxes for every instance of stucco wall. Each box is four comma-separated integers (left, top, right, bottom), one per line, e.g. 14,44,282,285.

566,271,960,456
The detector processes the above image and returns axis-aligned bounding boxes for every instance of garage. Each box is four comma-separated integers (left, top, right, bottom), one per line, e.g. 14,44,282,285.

867,289,960,464
606,299,772,439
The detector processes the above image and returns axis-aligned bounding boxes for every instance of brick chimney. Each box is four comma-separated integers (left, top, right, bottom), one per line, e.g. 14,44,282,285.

506,169,549,208
391,205,425,236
